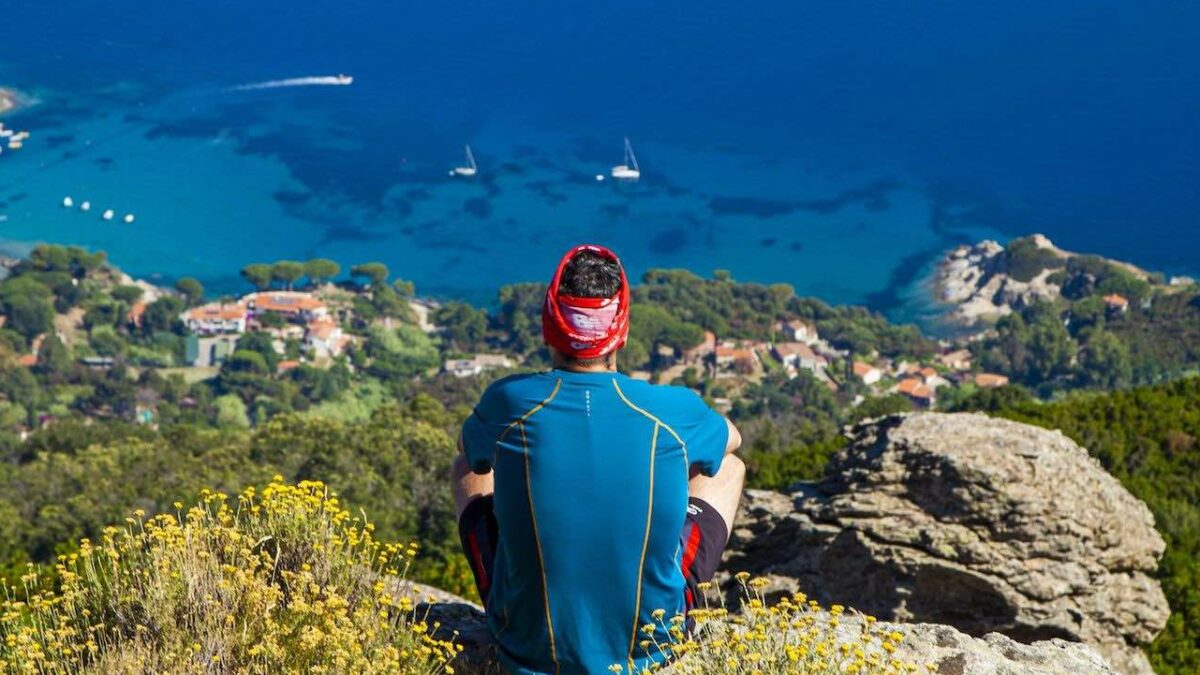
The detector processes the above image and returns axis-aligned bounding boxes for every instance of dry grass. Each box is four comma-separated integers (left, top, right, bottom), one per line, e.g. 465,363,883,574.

0,479,458,674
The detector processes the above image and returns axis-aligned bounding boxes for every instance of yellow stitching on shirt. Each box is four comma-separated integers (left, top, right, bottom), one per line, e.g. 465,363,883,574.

627,423,659,667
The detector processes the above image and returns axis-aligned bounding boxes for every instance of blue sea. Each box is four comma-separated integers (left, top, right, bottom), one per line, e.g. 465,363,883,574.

0,1,1196,332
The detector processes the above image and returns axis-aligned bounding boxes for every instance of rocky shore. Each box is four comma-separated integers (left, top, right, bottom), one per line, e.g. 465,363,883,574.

0,88,19,115
932,234,1065,329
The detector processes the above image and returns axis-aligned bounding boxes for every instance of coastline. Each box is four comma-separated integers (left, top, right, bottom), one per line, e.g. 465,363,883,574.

0,87,22,116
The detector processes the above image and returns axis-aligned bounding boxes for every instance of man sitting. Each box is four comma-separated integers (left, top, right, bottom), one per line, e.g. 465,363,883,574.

452,244,744,675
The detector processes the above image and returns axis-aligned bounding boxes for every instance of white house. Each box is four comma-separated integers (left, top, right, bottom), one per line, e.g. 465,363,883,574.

444,354,515,378
852,361,882,385
773,342,823,372
183,303,248,334
781,319,818,344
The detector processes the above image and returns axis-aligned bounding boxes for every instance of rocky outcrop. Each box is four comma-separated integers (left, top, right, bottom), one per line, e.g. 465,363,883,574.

726,413,1168,674
934,236,1064,327
421,584,1116,675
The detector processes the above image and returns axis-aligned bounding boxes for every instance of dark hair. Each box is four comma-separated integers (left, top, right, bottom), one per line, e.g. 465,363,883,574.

559,251,622,298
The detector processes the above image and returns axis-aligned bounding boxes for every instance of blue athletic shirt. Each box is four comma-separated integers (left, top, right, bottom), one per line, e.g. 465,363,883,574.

461,369,729,675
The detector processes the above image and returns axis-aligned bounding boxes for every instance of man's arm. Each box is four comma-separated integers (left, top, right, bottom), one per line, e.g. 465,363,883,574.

724,417,742,455
452,433,494,520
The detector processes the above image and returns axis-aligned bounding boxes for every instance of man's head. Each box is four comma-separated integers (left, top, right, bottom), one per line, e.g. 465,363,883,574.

542,245,629,370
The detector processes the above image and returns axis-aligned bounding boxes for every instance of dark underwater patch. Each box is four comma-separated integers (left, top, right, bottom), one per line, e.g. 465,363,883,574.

273,190,312,206
318,223,385,245
600,203,630,218
463,197,492,219
710,178,902,219
710,196,798,218
649,228,689,255
43,134,75,149
760,238,777,248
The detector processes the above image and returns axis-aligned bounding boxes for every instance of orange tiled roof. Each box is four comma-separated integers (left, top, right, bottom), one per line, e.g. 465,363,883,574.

910,384,934,399
276,360,301,372
920,367,938,379
247,292,325,314
1103,293,1129,307
127,302,147,324
17,354,37,367
975,373,1010,388
852,361,876,376
774,342,816,359
896,378,922,395
187,303,246,322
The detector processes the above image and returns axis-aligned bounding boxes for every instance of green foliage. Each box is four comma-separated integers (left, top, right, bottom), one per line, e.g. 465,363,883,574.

270,260,305,290
364,325,439,381
240,263,273,290
433,302,489,352
1004,237,1065,282
351,262,390,288
304,258,341,285
34,335,71,380
110,284,145,304
630,303,705,353
214,393,251,428
174,277,204,305
1079,330,1132,388
742,436,847,490
141,296,186,334
849,394,913,421
0,276,55,341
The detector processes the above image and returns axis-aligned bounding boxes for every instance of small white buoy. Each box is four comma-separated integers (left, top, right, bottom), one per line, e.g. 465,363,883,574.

63,196,74,208
80,201,91,211
123,214,135,224
595,174,605,182
102,209,115,221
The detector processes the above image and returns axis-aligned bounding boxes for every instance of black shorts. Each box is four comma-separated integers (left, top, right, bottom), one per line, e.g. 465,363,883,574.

458,495,728,611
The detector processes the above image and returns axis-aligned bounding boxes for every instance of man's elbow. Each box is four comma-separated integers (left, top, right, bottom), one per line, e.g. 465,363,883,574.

725,418,742,454
451,452,472,479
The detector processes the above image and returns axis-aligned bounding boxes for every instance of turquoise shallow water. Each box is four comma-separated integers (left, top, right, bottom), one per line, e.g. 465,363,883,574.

1,1,1196,332
0,90,1001,321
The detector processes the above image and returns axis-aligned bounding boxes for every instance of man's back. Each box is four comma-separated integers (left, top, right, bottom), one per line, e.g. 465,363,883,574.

461,369,728,675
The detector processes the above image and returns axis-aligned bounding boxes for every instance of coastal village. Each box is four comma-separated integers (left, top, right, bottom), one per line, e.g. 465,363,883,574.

8,266,1015,431
6,231,1189,435
170,286,1014,413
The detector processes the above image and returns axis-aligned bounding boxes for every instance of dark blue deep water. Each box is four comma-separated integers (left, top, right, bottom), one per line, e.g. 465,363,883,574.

0,1,1196,326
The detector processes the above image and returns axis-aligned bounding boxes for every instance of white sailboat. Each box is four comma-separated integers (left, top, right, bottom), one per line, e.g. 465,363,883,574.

451,144,478,177
610,137,640,181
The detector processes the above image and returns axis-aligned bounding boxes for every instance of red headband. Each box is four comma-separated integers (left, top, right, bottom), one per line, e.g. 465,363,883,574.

542,244,630,359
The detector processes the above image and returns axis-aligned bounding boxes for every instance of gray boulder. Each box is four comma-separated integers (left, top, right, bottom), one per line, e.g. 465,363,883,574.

726,413,1168,674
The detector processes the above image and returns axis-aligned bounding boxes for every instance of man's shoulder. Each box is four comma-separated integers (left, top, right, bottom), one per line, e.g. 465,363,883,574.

613,374,704,409
479,371,559,406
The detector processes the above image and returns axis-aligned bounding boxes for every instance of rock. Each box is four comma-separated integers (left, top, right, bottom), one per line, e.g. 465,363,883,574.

418,584,1116,675
726,413,1168,674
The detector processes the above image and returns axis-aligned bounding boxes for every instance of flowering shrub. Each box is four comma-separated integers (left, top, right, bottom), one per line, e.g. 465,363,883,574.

0,478,458,674
612,573,931,675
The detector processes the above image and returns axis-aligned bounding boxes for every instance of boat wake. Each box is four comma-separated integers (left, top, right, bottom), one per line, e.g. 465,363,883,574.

230,75,353,91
